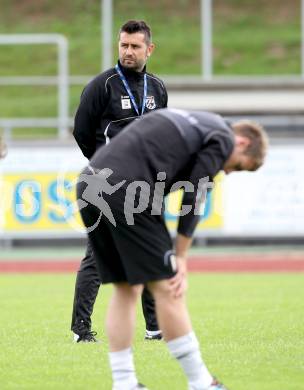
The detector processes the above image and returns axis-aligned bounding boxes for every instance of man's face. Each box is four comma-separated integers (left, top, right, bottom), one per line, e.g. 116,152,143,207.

223,154,255,174
223,136,256,174
118,32,154,72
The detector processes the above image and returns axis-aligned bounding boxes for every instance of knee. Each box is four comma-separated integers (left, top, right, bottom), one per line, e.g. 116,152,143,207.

130,284,144,298
148,279,185,302
115,283,143,302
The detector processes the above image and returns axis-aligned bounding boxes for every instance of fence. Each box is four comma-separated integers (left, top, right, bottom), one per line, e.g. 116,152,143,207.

0,34,69,139
1,1,304,138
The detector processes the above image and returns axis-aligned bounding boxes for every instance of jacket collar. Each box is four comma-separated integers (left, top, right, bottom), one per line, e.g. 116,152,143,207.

116,60,146,79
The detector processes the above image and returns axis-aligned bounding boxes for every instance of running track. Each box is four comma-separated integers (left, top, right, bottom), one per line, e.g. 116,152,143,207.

1,253,304,273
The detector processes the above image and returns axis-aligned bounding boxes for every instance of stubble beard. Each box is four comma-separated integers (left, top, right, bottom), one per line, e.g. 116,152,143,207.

121,57,145,72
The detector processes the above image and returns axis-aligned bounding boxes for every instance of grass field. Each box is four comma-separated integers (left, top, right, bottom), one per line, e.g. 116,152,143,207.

1,272,303,389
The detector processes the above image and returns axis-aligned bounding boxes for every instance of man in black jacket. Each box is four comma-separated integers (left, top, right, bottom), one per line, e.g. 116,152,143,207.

76,108,268,389
71,20,167,342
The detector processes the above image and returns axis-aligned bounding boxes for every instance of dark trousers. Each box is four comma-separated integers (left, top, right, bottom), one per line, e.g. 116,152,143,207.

71,239,159,333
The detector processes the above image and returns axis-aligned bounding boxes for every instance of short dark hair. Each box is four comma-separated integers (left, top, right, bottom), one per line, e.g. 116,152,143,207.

119,20,152,45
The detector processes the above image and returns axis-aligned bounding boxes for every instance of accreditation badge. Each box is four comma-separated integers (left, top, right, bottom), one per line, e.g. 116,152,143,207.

121,96,131,109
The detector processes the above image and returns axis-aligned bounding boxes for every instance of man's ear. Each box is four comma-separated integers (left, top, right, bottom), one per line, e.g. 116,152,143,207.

147,43,155,57
235,135,250,151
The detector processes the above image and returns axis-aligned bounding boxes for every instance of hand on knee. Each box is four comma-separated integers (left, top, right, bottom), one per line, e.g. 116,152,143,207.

148,278,186,302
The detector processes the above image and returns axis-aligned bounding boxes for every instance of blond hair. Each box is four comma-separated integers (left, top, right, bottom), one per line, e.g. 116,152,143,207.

231,120,268,170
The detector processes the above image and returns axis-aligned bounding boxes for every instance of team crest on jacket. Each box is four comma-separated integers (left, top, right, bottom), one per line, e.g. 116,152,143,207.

145,95,156,110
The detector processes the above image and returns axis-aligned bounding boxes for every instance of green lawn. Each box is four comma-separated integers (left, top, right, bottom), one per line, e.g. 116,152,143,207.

0,0,301,77
0,0,302,132
1,273,303,389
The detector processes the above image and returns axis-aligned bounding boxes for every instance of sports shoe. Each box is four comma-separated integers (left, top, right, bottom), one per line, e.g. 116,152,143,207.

113,383,148,390
73,330,99,343
144,330,163,340
207,378,228,390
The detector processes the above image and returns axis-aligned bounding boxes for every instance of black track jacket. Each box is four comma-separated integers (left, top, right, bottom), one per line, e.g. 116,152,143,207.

73,61,168,159
89,109,234,237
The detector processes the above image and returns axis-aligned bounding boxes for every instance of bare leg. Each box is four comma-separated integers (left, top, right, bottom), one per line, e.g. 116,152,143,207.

148,279,213,389
106,283,144,390
147,279,191,341
106,282,143,351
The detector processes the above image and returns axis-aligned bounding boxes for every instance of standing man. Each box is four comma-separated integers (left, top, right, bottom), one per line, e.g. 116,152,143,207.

76,108,268,389
71,20,167,342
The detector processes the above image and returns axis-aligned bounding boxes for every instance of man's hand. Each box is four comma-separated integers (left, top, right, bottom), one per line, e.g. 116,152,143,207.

168,233,193,298
169,255,188,298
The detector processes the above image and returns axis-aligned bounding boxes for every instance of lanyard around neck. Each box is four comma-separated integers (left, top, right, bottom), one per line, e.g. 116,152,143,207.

115,64,147,116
